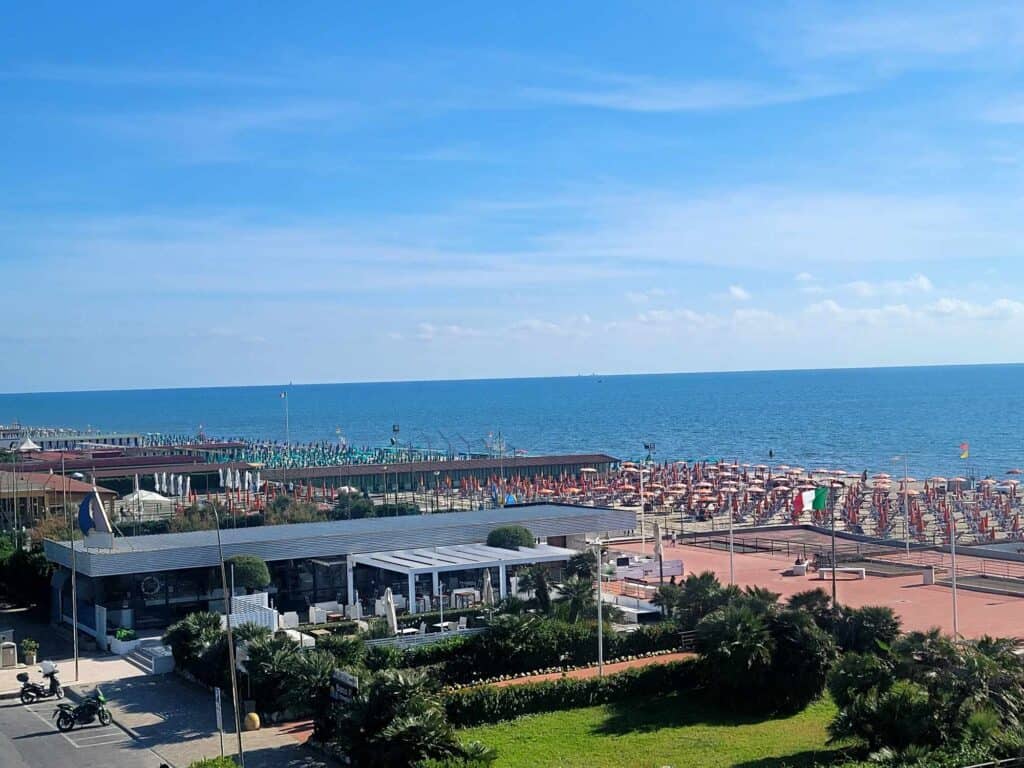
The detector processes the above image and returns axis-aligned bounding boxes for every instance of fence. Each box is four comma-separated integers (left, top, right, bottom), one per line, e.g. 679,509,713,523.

365,627,487,649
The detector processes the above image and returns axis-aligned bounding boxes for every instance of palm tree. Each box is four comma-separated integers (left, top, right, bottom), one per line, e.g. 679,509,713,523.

336,669,465,767
565,550,597,580
517,565,551,614
554,576,595,623
741,585,780,615
695,603,774,701
652,583,683,618
679,571,725,627
787,588,833,629
285,649,336,741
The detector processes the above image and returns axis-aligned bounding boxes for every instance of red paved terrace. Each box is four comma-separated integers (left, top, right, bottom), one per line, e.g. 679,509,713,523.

618,539,1024,639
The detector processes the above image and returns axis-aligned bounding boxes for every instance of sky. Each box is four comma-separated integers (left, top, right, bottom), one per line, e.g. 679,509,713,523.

3,1,1024,392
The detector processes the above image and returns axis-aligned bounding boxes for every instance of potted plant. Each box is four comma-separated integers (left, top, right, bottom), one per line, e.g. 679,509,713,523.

109,627,141,655
21,637,38,666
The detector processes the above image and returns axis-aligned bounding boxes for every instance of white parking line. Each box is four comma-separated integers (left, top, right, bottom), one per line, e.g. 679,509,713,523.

22,701,76,747
21,702,127,749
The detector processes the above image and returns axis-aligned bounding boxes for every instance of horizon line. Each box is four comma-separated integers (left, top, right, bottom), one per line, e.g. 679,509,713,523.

1,360,1022,398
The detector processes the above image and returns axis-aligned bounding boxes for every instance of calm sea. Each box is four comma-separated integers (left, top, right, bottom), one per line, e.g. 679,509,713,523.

1,365,1022,477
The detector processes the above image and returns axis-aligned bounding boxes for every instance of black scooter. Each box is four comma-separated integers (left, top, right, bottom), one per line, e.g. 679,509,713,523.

54,688,111,732
17,663,63,705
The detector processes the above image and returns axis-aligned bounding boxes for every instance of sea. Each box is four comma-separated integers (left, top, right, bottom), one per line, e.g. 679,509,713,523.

1,365,1022,478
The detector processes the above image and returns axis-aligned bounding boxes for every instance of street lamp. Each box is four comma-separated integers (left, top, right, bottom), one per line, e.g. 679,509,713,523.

593,539,605,676
433,471,440,514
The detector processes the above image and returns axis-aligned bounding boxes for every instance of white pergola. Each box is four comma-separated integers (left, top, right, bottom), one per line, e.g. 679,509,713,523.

348,542,576,613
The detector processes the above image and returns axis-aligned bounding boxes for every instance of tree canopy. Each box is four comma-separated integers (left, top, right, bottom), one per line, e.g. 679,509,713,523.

486,525,535,550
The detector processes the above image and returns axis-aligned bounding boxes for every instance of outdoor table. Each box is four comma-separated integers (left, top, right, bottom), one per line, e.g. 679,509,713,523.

326,612,344,622
309,628,331,638
397,627,420,636
432,621,456,632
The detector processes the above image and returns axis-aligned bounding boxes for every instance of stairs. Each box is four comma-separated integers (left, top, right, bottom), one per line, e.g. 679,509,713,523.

124,640,175,675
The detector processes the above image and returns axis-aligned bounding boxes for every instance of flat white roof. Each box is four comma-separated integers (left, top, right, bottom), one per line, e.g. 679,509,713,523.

351,542,576,575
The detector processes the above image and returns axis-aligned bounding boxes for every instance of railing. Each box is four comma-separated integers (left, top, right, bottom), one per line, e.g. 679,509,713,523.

365,627,486,649
962,759,1024,768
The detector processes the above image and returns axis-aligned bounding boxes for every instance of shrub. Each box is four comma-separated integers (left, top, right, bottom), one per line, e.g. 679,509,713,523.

114,628,136,642
834,605,901,654
163,611,223,669
364,643,406,672
188,758,239,768
696,604,835,714
225,555,271,592
485,526,535,550
316,633,366,667
444,660,697,726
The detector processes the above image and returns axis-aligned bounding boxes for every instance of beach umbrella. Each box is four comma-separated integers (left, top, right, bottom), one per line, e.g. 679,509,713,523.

383,587,399,636
185,476,191,499
482,569,495,607
1008,469,1024,475
218,468,224,486
873,473,891,480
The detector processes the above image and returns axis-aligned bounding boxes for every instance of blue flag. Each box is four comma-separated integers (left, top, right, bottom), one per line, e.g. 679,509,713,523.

78,494,94,535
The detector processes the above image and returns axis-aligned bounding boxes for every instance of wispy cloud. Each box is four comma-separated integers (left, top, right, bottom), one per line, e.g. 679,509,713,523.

1,63,282,88
728,285,751,301
522,75,854,113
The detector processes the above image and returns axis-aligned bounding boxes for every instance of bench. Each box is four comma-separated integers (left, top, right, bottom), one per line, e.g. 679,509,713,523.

818,567,866,580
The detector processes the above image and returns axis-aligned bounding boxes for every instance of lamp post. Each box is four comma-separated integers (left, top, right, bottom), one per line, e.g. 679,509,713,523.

382,465,388,512
950,514,960,638
728,489,735,586
594,540,604,677
211,506,245,767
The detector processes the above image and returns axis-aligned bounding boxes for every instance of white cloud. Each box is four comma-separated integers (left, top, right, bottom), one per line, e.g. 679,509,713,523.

925,297,1024,319
728,285,751,301
414,323,485,342
625,288,669,304
846,274,933,298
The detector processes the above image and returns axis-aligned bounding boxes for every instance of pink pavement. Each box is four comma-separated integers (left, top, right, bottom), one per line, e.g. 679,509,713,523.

620,541,1024,639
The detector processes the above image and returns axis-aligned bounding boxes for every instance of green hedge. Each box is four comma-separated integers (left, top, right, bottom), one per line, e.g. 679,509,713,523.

443,659,697,726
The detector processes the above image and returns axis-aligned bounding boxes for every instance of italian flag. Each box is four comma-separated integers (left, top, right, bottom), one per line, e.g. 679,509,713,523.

794,486,829,515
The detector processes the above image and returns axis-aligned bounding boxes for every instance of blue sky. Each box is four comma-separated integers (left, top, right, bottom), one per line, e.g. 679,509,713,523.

3,1,1024,392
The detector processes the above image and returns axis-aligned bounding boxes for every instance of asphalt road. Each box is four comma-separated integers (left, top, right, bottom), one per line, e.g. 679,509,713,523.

0,697,167,768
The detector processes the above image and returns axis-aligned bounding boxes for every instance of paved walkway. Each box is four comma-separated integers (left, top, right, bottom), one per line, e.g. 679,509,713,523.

0,607,148,698
618,541,1024,638
74,675,332,768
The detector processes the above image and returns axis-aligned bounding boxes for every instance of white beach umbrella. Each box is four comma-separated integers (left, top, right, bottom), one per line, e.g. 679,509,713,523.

185,476,191,499
218,468,224,487
482,569,495,607
234,468,242,490
245,470,251,491
383,587,399,636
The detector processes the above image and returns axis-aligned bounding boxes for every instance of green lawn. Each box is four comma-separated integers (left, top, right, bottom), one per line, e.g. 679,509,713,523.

460,695,847,768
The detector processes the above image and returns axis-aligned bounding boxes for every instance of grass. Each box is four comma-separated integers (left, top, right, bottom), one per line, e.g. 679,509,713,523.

460,694,848,768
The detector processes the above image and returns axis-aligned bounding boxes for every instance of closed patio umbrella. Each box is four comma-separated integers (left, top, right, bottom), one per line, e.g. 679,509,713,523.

383,587,398,636
482,569,495,607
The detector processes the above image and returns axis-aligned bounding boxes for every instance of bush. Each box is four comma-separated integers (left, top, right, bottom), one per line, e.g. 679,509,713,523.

834,605,901,654
188,758,239,768
114,628,136,642
486,526,535,550
696,604,836,714
163,612,224,672
444,660,697,726
225,555,271,591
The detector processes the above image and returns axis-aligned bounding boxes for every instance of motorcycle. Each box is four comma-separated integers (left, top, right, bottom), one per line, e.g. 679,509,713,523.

53,688,111,732
17,660,64,705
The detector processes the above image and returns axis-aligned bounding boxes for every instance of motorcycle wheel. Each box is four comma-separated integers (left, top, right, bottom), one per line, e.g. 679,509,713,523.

55,687,64,699
56,712,76,732
20,690,37,705
98,708,112,726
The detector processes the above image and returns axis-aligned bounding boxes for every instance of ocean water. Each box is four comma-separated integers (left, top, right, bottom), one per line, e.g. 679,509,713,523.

1,365,1022,477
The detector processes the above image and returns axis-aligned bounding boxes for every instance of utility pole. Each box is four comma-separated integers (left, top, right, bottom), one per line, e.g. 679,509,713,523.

830,501,838,611
212,507,245,767
728,489,735,586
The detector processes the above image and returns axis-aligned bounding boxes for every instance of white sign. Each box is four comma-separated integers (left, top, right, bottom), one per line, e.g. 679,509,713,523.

331,669,359,704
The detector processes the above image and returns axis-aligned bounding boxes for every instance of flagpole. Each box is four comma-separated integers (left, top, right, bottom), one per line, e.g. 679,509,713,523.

830,496,838,610
62,454,79,683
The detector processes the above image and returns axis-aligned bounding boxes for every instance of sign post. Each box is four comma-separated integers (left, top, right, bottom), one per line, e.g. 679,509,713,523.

215,687,224,757
331,670,359,705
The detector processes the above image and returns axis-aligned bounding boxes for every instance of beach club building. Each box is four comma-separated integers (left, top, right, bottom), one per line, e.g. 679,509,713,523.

43,503,634,635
